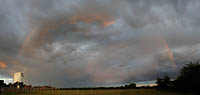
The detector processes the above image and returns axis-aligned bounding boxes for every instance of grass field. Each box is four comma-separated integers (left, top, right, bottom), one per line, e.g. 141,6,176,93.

0,89,193,95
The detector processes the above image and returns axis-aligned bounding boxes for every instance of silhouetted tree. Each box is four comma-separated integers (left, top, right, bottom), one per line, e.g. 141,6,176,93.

156,76,173,89
124,83,136,89
174,62,200,91
0,80,7,93
11,82,24,88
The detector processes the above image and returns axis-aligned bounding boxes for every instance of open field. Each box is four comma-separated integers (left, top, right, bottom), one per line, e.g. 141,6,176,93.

0,89,194,95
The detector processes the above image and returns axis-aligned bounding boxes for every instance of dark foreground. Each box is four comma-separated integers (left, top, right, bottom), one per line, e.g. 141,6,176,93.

0,89,195,95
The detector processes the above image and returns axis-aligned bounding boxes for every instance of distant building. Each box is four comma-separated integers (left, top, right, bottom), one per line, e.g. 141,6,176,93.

13,72,23,83
24,85,32,89
33,86,55,90
40,86,55,90
13,72,24,88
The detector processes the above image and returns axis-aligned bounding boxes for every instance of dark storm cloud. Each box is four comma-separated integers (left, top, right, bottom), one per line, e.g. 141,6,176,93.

1,0,200,87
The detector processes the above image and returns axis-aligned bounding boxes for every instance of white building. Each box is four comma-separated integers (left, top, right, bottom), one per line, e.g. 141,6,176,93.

13,72,24,83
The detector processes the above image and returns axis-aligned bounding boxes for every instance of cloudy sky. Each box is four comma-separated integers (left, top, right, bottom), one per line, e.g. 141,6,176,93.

0,0,200,87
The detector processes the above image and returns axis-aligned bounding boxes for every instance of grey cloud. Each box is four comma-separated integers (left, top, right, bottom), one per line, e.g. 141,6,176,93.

0,0,200,87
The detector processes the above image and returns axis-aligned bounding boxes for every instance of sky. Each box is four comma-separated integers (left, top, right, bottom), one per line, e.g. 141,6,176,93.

0,0,200,88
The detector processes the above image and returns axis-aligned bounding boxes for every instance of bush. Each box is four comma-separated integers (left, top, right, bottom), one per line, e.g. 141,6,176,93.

156,76,173,89
174,62,200,91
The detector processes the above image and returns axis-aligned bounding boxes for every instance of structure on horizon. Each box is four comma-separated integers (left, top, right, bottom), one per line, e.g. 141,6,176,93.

13,72,24,83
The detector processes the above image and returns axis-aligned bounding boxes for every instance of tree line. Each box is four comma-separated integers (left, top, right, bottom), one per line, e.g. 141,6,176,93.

156,62,200,92
57,83,137,90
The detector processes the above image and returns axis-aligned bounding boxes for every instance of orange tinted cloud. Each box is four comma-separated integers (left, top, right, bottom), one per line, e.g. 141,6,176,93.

103,20,115,27
0,61,7,68
69,13,115,27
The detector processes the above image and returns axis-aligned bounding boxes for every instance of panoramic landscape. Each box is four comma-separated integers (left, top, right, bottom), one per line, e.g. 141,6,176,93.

0,0,200,95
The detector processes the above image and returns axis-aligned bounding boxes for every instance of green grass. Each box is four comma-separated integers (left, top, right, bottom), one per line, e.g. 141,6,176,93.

0,89,191,95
